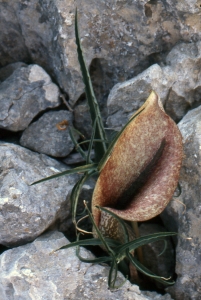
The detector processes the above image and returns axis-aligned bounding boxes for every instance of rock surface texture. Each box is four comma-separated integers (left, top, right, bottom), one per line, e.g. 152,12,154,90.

0,0,201,105
0,0,201,299
162,106,201,300
20,110,75,157
107,41,201,130
0,63,60,131
0,142,77,247
0,231,173,300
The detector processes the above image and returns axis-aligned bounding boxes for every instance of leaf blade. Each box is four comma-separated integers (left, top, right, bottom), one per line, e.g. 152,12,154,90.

75,9,107,162
30,163,98,185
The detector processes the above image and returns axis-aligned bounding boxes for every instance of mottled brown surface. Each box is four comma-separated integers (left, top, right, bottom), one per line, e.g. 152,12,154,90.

92,91,183,226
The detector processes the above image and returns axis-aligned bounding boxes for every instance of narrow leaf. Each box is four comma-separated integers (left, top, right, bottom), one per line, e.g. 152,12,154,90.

127,251,175,285
56,237,120,251
86,118,97,164
31,163,97,185
108,258,118,288
69,126,90,162
76,242,112,263
71,171,96,225
115,232,177,256
75,9,107,162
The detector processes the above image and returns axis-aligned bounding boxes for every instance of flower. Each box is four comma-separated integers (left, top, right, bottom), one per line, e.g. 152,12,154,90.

92,91,183,229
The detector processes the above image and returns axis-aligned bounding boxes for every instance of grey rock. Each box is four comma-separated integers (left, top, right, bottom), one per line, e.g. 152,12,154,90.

107,41,201,130
0,142,78,247
142,291,173,300
0,1,201,105
107,64,171,131
20,110,76,157
0,64,60,131
63,150,95,165
0,231,173,300
139,223,175,289
164,42,201,122
161,106,201,299
73,100,92,138
0,62,27,82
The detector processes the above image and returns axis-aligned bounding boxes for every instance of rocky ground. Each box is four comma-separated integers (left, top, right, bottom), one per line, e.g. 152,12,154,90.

0,1,201,299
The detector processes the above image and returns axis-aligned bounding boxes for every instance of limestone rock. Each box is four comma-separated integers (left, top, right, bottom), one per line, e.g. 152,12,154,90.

107,41,201,130
164,41,201,122
107,64,171,130
73,100,92,138
0,62,27,82
0,231,173,300
0,64,60,131
161,106,201,299
20,110,75,157
63,150,95,165
0,142,78,247
0,0,201,105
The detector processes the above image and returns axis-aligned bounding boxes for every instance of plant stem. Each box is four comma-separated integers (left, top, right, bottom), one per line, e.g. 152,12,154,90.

131,221,144,264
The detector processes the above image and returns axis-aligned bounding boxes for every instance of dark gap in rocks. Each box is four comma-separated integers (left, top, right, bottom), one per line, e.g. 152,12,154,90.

89,58,113,124
0,129,22,144
0,244,9,255
147,51,168,66
144,5,152,18
147,0,158,4
72,92,86,107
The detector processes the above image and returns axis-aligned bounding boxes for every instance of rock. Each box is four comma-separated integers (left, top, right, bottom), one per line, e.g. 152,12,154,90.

142,291,173,300
73,100,92,138
107,64,171,131
164,41,201,122
20,110,76,157
107,41,201,130
139,223,175,289
63,150,95,165
0,1,201,105
0,64,61,131
0,62,27,82
0,142,78,247
0,231,173,300
161,106,201,299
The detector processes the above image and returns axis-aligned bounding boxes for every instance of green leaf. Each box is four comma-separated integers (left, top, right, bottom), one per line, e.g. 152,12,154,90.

127,250,175,285
77,249,112,264
56,237,120,251
71,171,96,225
30,163,98,185
86,118,97,164
69,126,90,162
75,9,107,162
75,234,112,263
158,240,168,256
115,232,177,257
108,258,118,288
